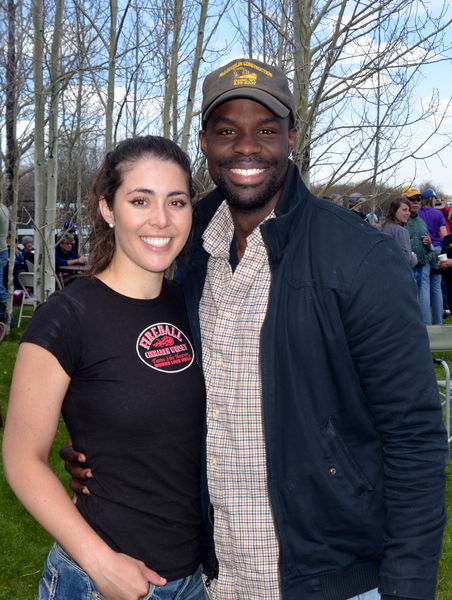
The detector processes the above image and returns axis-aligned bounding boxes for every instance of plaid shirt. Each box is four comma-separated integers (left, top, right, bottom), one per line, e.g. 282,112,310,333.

199,201,281,600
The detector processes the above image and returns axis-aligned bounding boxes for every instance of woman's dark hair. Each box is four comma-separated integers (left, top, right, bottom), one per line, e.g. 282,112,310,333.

87,136,194,275
381,198,411,228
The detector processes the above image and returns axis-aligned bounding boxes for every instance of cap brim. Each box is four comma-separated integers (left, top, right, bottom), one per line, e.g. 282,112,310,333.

202,88,291,124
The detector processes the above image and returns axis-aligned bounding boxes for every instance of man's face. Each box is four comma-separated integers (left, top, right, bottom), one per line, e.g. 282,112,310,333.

199,99,297,214
409,196,421,215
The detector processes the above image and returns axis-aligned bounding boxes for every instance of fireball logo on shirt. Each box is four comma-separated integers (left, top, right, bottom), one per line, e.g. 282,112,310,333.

136,322,194,373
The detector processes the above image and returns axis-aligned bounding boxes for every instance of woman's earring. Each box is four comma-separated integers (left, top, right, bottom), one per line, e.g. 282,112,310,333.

109,223,114,229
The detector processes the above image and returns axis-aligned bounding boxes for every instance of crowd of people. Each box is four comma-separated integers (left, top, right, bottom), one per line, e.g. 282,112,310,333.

325,186,452,325
2,57,449,600
0,220,88,324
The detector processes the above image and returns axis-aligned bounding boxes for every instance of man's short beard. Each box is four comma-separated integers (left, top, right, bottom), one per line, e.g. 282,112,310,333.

216,165,284,214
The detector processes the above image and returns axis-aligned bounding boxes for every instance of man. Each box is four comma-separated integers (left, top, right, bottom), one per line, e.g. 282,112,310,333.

65,59,447,600
418,189,447,324
404,186,432,324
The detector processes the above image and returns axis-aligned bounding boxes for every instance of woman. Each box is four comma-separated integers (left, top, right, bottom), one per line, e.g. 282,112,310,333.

55,232,87,274
380,199,418,267
3,136,207,600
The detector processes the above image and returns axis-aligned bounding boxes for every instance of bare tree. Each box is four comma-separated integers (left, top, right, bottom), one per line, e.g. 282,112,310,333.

232,0,452,191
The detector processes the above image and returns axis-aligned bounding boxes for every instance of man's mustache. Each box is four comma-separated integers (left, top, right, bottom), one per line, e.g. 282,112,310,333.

217,157,277,169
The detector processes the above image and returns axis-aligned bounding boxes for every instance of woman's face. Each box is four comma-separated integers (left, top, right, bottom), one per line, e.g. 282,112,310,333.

395,202,411,224
60,240,74,253
100,156,192,277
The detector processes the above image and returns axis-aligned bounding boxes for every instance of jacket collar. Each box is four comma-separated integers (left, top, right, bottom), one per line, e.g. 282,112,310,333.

179,161,309,269
260,160,309,262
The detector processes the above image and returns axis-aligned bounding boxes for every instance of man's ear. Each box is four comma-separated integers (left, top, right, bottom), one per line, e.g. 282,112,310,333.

99,196,114,226
199,130,207,156
288,127,297,155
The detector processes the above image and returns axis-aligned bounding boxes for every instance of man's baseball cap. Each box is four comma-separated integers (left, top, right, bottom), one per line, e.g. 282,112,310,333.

401,185,421,198
201,58,295,126
421,188,439,199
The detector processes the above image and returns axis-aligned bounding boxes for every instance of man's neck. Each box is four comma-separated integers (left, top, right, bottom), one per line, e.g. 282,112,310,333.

229,199,277,262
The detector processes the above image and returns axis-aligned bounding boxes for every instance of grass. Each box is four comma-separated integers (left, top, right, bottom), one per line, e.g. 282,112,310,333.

0,309,451,599
0,308,70,599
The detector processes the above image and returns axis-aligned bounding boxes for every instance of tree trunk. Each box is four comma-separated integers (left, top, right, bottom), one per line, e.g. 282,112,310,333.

292,0,313,185
32,0,46,303
163,0,183,139
180,0,209,151
45,0,65,296
105,0,118,152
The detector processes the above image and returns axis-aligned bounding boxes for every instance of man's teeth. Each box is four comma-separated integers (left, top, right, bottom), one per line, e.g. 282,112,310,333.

141,237,170,247
230,168,265,175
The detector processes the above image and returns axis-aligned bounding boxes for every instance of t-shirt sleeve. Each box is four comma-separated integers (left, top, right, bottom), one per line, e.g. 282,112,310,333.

437,211,446,227
20,291,81,376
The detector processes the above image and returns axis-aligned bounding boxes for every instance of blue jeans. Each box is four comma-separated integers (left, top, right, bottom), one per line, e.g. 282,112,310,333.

39,543,207,600
413,262,432,324
430,248,444,324
348,589,380,600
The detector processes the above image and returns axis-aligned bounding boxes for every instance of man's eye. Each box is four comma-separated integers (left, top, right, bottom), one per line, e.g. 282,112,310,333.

217,129,234,135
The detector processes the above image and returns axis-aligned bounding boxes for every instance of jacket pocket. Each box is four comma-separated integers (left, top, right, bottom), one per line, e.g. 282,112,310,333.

321,416,374,496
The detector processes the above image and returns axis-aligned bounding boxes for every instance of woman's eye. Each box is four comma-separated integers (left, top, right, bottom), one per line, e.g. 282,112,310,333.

131,198,146,206
171,199,188,208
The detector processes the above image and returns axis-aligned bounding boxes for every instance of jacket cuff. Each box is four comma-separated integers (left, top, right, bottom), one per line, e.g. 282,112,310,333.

381,596,418,600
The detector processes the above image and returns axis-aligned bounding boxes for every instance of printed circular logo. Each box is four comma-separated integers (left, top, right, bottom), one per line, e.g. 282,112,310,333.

136,322,194,373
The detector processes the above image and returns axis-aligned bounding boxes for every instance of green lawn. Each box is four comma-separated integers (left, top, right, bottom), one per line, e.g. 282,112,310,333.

0,309,451,599
0,309,70,599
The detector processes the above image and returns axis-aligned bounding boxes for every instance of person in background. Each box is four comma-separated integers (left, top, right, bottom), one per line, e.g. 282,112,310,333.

0,204,10,323
55,232,87,275
380,199,417,267
438,233,452,318
21,235,35,268
62,220,80,254
418,188,447,324
404,186,433,325
3,136,208,600
64,58,447,600
330,193,344,207
348,192,368,219
435,198,452,235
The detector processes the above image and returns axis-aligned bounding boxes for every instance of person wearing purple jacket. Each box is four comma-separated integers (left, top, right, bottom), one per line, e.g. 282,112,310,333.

418,189,447,324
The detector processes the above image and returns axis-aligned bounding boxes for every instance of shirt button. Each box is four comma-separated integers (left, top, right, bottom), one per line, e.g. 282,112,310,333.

328,467,337,475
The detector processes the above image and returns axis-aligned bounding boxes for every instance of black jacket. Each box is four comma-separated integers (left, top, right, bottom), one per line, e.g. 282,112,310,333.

178,162,448,600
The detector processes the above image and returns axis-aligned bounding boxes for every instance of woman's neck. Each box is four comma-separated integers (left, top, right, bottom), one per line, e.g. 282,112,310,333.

96,261,164,300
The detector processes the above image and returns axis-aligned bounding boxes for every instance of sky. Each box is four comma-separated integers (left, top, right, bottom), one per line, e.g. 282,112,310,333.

219,1,452,197
398,58,452,196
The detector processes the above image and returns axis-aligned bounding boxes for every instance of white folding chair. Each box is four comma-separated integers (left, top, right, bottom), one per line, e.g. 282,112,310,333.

17,271,37,327
427,324,452,445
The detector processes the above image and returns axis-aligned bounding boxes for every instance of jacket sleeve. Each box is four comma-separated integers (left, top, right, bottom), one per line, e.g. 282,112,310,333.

383,226,417,267
342,236,448,600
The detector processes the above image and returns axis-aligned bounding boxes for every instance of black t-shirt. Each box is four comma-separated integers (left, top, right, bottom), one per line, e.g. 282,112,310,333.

22,277,206,580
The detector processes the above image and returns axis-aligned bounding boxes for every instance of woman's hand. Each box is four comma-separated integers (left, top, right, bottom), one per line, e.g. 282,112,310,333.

88,548,166,600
